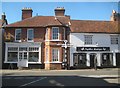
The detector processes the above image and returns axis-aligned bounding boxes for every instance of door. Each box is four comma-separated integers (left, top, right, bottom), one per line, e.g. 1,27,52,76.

18,52,28,67
19,52,27,60
90,54,96,68
78,54,86,67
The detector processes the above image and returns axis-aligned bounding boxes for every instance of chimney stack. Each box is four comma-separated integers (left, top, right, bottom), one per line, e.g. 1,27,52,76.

54,7,65,16
22,7,33,20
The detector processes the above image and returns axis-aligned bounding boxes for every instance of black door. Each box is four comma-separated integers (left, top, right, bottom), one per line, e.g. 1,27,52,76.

90,54,96,68
78,54,86,67
116,53,120,67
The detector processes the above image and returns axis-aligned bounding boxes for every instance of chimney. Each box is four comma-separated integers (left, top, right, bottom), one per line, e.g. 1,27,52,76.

110,10,119,21
22,7,33,20
54,7,65,16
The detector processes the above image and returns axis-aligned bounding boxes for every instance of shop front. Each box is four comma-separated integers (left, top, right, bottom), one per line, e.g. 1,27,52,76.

73,47,116,68
4,42,42,69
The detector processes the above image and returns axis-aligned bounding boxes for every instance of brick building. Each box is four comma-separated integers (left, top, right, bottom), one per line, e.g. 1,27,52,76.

3,7,120,69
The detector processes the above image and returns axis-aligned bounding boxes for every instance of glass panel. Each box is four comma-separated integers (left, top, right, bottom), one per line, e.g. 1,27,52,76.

52,49,59,62
24,52,27,59
8,52,18,62
19,52,22,59
8,47,18,51
52,27,59,40
28,52,39,62
19,47,27,51
29,47,39,51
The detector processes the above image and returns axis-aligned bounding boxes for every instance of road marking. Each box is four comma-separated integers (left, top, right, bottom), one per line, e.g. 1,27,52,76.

20,77,47,87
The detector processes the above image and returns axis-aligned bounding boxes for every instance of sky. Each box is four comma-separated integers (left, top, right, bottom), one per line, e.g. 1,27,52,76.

1,2,119,24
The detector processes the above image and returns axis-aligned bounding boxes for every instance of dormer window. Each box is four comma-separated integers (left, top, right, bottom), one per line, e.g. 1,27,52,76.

52,27,59,40
15,29,21,42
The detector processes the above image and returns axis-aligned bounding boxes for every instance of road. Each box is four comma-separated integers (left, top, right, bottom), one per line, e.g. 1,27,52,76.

1,68,120,87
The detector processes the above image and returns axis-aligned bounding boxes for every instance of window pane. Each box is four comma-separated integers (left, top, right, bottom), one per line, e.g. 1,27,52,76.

28,52,39,62
8,52,18,62
19,47,27,51
28,29,34,41
52,49,59,62
15,29,21,41
84,35,92,44
8,47,18,51
111,35,118,44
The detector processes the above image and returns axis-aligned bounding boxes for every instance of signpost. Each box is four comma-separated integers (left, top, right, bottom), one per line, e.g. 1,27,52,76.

57,40,73,69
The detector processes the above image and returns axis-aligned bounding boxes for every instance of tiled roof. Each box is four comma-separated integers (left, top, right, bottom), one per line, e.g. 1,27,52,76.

70,20,119,33
5,16,70,27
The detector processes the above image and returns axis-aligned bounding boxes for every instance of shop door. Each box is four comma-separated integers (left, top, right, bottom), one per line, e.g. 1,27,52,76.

19,52,27,60
90,54,96,68
18,52,28,67
78,54,86,67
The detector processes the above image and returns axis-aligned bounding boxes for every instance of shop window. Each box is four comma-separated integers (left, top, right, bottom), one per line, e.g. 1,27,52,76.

19,47,27,51
8,52,18,62
28,52,39,62
102,53,113,66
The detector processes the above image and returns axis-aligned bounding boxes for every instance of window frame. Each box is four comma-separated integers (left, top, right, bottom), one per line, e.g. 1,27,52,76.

52,27,59,40
110,35,118,44
52,48,59,62
84,35,93,45
27,29,34,42
15,29,21,42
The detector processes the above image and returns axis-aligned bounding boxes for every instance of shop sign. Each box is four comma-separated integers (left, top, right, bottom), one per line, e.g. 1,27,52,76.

76,47,110,51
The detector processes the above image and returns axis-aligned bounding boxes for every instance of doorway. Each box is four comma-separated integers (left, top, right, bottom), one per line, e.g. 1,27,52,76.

90,53,96,68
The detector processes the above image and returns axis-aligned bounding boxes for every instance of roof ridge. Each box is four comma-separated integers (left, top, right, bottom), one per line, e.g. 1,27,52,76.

71,19,111,22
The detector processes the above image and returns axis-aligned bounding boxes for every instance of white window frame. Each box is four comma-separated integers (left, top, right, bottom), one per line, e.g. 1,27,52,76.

15,29,21,42
4,43,41,64
27,29,34,42
52,27,59,40
52,48,59,62
84,35,93,45
110,35,118,44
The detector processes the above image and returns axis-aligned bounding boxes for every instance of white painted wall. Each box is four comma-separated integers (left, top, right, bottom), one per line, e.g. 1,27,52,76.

70,33,119,67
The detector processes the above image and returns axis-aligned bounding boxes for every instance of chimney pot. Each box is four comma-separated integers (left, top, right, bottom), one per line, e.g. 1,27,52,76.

54,7,65,16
